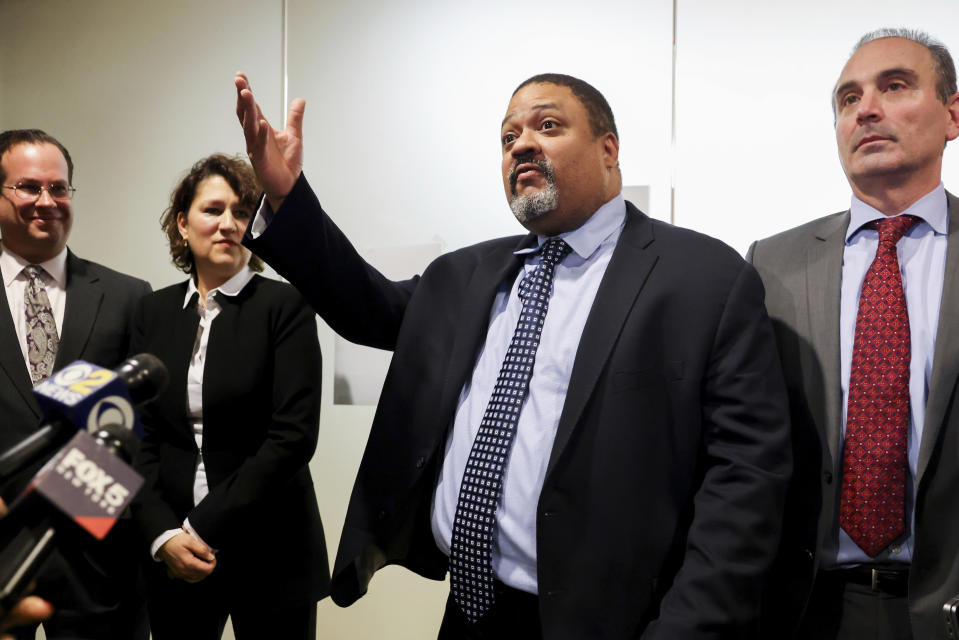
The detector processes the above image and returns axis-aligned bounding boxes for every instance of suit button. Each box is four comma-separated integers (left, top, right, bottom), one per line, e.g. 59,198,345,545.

824,471,833,484
415,456,426,469
377,510,387,521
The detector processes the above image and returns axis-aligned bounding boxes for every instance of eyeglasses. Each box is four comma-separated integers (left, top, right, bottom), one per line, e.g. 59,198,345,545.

2,183,76,201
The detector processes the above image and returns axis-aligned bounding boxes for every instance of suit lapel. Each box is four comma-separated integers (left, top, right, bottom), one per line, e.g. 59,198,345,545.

55,252,102,368
918,193,959,484
806,214,847,469
0,281,40,419
434,239,528,438
169,289,200,432
545,204,658,478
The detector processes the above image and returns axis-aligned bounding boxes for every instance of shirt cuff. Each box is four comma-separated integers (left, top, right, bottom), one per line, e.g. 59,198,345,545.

183,517,217,554
150,529,181,561
250,195,274,239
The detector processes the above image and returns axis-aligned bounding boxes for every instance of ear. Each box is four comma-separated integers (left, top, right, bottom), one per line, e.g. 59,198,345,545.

176,211,189,239
946,92,959,143
601,132,620,169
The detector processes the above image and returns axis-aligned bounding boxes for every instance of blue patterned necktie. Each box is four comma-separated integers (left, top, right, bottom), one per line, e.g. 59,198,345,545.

23,265,59,384
448,236,572,623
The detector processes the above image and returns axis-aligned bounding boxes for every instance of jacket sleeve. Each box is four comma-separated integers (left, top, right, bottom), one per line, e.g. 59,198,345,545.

642,263,793,639
243,172,418,350
129,298,182,547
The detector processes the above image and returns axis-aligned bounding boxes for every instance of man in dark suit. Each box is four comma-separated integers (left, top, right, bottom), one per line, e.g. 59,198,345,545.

748,29,959,640
236,71,792,638
0,129,151,639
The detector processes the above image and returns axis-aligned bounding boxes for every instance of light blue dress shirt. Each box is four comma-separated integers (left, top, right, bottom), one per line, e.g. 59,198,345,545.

831,184,948,567
430,195,627,594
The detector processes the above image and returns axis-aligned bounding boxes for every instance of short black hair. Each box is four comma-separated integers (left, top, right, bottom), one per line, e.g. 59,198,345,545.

0,129,74,185
513,73,618,139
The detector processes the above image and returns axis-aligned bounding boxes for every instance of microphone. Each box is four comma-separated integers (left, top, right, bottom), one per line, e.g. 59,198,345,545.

0,421,145,619
0,355,168,493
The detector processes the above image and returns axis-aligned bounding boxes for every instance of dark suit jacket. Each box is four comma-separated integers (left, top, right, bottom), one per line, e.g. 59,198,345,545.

245,174,793,639
0,248,151,637
747,193,959,639
130,274,330,609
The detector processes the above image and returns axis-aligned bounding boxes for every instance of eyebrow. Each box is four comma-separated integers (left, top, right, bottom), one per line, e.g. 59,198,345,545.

501,102,561,128
834,67,920,102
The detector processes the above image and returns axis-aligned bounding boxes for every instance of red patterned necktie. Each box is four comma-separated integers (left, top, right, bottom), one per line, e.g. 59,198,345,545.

840,214,918,557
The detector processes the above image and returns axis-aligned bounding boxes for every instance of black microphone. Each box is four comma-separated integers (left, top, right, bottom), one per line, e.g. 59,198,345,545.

0,421,144,619
0,354,168,494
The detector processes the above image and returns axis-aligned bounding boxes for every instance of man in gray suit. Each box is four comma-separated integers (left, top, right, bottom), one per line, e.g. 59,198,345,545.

749,29,959,640
0,129,151,638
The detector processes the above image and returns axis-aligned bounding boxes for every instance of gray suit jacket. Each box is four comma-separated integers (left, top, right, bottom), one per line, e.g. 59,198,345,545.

747,193,959,639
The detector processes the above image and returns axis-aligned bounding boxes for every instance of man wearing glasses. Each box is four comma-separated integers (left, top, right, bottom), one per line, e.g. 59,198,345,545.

0,129,151,639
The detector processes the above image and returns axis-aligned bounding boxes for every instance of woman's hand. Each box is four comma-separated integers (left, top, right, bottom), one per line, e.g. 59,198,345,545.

158,531,217,583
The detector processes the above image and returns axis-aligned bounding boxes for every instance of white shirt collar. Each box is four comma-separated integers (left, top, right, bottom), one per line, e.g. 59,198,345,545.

515,193,627,261
182,266,256,309
846,183,949,242
0,243,68,288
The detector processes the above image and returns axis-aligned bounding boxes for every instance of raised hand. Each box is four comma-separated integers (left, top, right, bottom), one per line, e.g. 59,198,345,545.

235,72,306,211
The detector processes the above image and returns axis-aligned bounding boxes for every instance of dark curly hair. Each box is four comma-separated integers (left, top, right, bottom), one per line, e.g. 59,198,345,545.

160,153,263,274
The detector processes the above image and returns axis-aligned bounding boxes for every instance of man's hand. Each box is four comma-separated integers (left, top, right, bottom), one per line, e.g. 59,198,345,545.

235,72,306,212
0,595,52,639
157,531,216,583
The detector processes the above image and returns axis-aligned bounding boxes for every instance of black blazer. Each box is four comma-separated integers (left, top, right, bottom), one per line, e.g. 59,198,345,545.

130,274,329,608
0,251,151,463
0,249,151,636
245,174,793,639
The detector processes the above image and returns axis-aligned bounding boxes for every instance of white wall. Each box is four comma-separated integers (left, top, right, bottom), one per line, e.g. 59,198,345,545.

674,1,959,253
0,0,284,289
2,1,959,638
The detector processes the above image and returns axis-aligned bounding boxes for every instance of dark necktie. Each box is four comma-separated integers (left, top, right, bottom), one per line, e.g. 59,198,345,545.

23,265,60,384
448,237,572,623
840,214,918,557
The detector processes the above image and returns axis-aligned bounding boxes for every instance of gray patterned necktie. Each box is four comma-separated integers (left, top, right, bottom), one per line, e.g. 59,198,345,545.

448,236,572,623
23,265,59,384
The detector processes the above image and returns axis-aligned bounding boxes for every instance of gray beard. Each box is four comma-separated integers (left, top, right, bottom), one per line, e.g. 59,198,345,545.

510,182,559,223
508,159,559,224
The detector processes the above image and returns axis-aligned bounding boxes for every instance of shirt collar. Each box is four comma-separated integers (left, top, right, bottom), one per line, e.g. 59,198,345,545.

846,183,948,243
0,243,68,288
182,266,255,309
515,194,627,260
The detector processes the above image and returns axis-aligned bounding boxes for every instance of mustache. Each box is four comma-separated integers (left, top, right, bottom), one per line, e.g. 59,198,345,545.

852,126,896,149
508,156,554,195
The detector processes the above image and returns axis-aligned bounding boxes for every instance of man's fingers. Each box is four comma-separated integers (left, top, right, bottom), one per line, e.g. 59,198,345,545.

181,536,214,561
234,74,263,152
0,596,52,631
286,97,306,139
